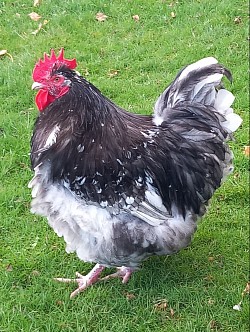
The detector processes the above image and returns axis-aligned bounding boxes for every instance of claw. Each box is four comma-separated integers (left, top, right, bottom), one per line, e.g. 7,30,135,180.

54,264,105,298
54,265,134,298
100,266,133,284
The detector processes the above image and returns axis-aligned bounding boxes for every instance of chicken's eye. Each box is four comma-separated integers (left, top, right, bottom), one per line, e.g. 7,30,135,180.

54,77,61,82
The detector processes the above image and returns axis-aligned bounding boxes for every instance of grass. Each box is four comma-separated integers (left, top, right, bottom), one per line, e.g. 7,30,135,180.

0,0,249,331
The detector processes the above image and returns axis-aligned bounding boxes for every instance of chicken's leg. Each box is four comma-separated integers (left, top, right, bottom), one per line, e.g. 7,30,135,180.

100,266,133,284
54,264,134,298
54,263,105,298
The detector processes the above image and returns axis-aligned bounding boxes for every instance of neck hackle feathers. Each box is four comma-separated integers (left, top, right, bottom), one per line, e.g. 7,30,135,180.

32,48,77,82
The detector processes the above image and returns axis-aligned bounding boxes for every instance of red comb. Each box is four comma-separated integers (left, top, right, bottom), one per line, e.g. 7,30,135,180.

32,48,77,82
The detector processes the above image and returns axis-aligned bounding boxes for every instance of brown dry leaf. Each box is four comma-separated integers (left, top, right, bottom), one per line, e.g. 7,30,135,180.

204,274,214,282
233,172,240,179
243,146,250,157
6,264,13,272
233,282,250,311
242,282,250,296
208,298,215,305
31,19,48,35
96,12,108,22
132,15,140,22
210,320,221,330
125,292,136,300
34,0,42,6
32,23,43,35
154,299,168,311
108,69,119,78
31,270,40,276
170,12,176,18
28,12,42,21
234,16,242,24
170,308,175,317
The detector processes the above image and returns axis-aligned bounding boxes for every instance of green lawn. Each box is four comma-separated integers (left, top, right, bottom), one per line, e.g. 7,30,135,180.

0,0,249,331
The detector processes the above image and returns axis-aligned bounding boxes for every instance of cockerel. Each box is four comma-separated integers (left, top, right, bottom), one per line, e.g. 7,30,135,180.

29,49,242,298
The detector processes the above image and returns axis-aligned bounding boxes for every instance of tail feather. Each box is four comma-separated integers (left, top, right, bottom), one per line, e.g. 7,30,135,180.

214,89,235,115
153,57,242,133
213,88,242,133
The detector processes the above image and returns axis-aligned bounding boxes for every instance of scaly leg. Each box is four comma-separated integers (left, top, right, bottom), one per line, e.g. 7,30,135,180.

54,265,134,298
54,263,105,298
100,266,133,284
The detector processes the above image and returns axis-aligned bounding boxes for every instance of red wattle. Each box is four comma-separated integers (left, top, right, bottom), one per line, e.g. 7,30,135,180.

35,89,55,111
35,86,70,112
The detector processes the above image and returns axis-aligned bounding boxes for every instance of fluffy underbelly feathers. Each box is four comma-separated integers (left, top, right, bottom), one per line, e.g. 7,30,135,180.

29,164,197,268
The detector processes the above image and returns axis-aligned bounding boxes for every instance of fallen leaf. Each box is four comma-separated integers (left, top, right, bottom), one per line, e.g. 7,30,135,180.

96,12,108,22
210,320,221,330
208,298,215,305
154,299,168,311
125,292,136,300
233,172,240,179
233,304,241,311
108,69,119,78
132,15,140,22
243,146,250,157
0,50,13,61
31,19,48,35
0,50,7,56
31,23,42,35
170,308,175,317
242,282,250,296
204,274,214,281
234,16,242,24
233,282,250,311
16,13,21,18
56,300,63,305
28,12,42,21
34,0,42,6
31,270,40,276
6,264,13,272
170,12,176,18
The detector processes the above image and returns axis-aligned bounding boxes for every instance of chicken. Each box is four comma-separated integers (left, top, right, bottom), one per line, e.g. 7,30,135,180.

29,49,242,298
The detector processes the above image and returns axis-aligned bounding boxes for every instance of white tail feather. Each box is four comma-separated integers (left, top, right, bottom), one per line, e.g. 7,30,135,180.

213,88,242,132
214,89,235,114
220,113,243,133
153,57,242,133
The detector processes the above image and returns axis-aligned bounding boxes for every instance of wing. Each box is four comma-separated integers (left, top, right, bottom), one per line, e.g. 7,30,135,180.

31,99,230,226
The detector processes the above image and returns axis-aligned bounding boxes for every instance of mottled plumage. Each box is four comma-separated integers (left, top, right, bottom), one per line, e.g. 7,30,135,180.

29,50,242,297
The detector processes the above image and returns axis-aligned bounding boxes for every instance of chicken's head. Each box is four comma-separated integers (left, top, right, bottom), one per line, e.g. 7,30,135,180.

32,49,77,111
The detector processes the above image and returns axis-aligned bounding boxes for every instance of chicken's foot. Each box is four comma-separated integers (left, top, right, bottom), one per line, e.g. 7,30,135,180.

54,264,134,298
54,263,105,298
100,266,133,284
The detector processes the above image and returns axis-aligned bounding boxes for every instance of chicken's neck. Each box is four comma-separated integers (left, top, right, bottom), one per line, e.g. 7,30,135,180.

45,77,153,140
32,77,154,173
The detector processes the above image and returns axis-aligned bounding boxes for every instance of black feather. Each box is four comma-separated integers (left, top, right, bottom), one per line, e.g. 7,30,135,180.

31,65,229,219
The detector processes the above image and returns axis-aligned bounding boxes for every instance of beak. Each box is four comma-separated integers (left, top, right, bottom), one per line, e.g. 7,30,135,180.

32,82,44,90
